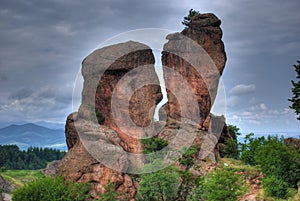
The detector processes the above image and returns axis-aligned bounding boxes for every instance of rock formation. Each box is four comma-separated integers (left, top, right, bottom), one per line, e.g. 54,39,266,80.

57,41,162,200
57,13,229,200
162,13,226,125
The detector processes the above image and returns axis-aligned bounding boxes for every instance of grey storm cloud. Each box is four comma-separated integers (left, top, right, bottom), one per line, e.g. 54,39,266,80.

8,88,34,100
0,0,300,133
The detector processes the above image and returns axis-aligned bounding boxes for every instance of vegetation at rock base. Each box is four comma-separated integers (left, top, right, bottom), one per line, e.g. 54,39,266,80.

289,60,300,120
135,166,180,201
190,167,246,201
182,9,200,28
141,137,168,154
12,176,90,201
0,145,65,170
97,180,120,201
179,146,198,169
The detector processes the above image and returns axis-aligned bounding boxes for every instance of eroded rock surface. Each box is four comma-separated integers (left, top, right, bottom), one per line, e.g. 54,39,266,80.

57,41,162,200
58,13,228,201
162,13,226,125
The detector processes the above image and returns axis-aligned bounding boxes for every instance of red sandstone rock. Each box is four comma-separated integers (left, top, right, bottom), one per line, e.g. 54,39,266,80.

58,41,162,200
78,41,162,153
58,13,229,200
161,13,226,125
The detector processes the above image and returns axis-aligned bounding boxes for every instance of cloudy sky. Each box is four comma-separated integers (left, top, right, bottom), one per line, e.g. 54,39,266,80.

0,0,300,134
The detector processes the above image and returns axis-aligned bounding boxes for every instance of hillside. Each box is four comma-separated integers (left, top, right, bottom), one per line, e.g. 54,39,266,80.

0,123,66,150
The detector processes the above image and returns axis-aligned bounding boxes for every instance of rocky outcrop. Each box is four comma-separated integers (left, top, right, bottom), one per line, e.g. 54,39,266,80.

78,41,162,153
58,13,228,200
284,137,300,150
0,175,12,201
42,160,60,177
57,113,136,200
162,13,226,125
57,41,162,200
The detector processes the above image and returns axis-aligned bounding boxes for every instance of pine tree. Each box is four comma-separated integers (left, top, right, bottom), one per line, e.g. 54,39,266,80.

182,9,200,28
289,60,300,120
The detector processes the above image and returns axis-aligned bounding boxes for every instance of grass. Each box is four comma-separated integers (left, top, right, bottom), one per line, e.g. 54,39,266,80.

0,169,44,188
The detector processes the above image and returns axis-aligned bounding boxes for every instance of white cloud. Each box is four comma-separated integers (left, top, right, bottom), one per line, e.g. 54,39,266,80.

260,103,267,110
229,84,256,95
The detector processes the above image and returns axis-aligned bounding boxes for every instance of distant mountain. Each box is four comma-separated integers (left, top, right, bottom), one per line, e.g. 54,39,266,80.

34,121,65,130
0,123,67,150
238,132,300,143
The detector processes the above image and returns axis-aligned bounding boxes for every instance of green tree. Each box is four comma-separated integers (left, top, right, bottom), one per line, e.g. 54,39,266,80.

239,134,300,198
239,133,265,165
220,125,241,159
255,136,300,189
289,60,300,120
182,9,200,28
136,166,180,201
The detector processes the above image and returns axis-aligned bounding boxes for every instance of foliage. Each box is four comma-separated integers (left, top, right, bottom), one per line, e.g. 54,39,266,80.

176,170,201,201
228,124,241,139
263,176,289,199
0,145,65,170
188,177,206,201
220,125,240,159
141,137,168,154
12,176,90,201
240,134,300,198
179,146,198,169
97,180,119,201
239,133,265,165
289,60,300,120
136,166,180,201
182,9,200,28
201,168,245,201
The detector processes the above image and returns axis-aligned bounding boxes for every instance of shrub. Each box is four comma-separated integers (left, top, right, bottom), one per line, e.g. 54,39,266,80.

97,180,119,201
201,168,245,201
141,137,168,154
179,146,198,169
136,166,179,201
12,176,90,201
263,176,289,199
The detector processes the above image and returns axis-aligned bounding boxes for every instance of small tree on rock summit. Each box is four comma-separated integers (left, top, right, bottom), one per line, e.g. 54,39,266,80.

182,9,200,28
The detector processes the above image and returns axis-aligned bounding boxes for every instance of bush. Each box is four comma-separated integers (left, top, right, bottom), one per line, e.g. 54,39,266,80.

198,168,245,201
136,166,179,201
240,134,300,198
97,180,119,201
263,176,289,199
179,146,198,169
141,137,168,154
255,136,300,188
12,176,90,201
